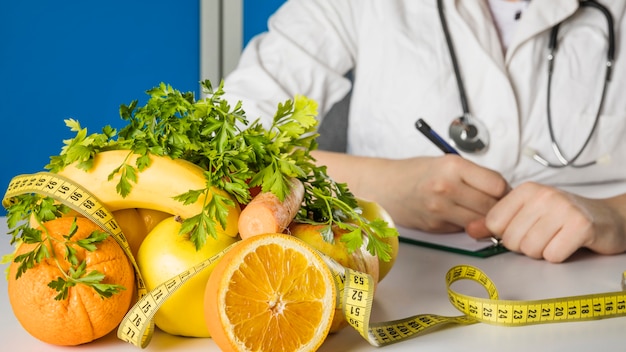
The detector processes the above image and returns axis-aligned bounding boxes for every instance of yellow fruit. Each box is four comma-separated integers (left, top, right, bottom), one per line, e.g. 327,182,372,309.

136,208,171,233
56,150,240,237
112,208,148,258
204,233,336,352
137,216,238,337
357,197,399,281
289,222,379,333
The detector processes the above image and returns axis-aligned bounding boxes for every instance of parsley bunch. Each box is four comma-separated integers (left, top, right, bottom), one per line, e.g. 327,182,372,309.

37,80,396,259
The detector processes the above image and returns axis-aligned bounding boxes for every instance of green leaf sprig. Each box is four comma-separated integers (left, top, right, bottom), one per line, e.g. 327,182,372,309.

6,205,125,300
296,168,398,262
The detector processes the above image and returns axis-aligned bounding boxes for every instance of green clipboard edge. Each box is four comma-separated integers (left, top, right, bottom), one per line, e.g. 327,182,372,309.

399,236,509,258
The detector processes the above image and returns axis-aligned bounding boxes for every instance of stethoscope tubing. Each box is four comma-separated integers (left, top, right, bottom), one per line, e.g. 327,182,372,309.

436,0,470,117
540,0,615,168
436,0,615,167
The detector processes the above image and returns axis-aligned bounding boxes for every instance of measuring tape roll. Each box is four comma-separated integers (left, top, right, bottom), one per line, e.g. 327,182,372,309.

3,172,626,349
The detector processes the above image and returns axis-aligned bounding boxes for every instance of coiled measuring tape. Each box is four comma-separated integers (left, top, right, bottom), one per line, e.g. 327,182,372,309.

4,172,626,349
349,265,626,347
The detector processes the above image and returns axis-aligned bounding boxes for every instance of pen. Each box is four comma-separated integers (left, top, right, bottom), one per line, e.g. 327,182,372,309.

415,118,460,155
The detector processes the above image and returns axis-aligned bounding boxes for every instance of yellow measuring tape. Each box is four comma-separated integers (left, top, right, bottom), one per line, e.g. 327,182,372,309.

3,172,626,349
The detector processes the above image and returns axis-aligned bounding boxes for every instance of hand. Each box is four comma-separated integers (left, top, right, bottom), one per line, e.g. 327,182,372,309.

468,182,626,263
365,154,509,232
310,151,508,232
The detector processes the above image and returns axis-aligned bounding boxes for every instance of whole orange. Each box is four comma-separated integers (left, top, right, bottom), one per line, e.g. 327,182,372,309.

7,217,135,346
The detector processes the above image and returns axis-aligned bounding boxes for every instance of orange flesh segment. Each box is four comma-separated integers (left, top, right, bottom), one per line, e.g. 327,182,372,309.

215,235,335,351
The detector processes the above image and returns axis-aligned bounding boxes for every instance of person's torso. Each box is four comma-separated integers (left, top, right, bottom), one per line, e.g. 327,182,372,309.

346,0,626,188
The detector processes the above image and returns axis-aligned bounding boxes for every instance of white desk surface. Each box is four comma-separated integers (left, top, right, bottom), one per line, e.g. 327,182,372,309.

1,216,625,352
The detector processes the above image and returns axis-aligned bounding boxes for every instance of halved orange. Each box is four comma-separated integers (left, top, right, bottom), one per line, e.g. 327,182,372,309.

204,233,336,352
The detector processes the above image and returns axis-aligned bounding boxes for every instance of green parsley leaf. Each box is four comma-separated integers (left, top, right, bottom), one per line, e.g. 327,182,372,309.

47,261,126,301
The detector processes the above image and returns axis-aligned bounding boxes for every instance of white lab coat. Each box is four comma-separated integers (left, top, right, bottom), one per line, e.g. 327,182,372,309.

223,0,626,195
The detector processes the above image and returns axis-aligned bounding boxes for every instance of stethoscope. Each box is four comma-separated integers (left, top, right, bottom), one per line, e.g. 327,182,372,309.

436,0,615,168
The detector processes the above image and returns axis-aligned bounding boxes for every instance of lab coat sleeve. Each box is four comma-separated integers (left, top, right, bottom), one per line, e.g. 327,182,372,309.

222,0,358,128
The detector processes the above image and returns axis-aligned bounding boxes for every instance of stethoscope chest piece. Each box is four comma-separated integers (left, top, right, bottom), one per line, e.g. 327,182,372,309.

449,114,489,153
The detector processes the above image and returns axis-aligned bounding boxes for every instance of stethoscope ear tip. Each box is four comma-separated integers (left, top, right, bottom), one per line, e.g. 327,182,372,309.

524,147,611,167
523,147,552,167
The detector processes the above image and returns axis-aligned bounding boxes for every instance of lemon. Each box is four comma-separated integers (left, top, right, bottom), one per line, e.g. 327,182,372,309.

137,216,239,337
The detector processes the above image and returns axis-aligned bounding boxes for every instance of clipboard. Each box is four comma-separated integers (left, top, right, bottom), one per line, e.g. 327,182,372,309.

397,225,508,258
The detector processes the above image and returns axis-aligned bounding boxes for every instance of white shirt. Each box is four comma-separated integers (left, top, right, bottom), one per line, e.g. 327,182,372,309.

487,0,530,51
223,0,626,194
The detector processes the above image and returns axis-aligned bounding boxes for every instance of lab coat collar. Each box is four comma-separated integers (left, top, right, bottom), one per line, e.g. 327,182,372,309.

506,0,579,60
449,0,579,63
449,0,505,67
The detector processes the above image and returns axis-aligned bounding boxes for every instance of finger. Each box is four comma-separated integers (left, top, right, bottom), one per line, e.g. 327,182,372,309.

466,218,492,239
412,201,469,232
483,188,529,240
451,181,502,217
435,155,509,200
485,187,564,255
456,158,510,199
414,177,486,230
497,186,583,262
447,206,487,229
433,198,492,230
422,164,502,222
516,215,563,260
541,217,592,263
541,231,585,263
498,211,537,253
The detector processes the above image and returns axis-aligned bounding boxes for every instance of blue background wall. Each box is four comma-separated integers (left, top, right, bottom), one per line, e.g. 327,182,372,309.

243,0,285,45
0,0,286,216
0,1,200,215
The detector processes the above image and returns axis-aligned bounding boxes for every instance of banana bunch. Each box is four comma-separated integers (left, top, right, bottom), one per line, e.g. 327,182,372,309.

55,149,240,239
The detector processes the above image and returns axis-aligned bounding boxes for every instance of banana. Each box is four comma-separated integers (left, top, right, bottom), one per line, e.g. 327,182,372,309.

55,150,240,237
